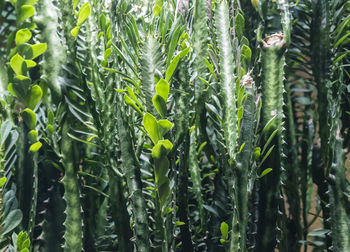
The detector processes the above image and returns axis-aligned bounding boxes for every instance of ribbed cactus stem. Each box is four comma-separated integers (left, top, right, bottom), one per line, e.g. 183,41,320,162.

61,120,83,252
257,33,287,251
232,74,256,251
329,139,350,251
116,101,150,252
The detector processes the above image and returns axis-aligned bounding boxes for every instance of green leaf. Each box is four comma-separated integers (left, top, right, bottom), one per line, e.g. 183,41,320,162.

18,5,35,24
1,209,23,237
29,141,42,152
31,43,47,59
165,47,190,81
126,85,143,110
1,120,12,146
17,43,33,59
77,2,91,26
158,119,173,138
254,147,261,160
259,168,273,178
124,94,142,114
73,0,80,10
159,177,170,207
10,54,26,75
152,139,173,159
155,79,169,102
12,75,31,100
143,113,159,144
152,95,167,118
25,60,36,68
21,108,36,130
71,26,80,38
153,0,163,16
220,238,226,244
220,222,229,240
104,47,112,60
28,130,38,143
0,177,7,187
235,13,245,38
241,45,252,63
26,85,42,109
16,29,32,45
176,221,185,226
259,146,275,167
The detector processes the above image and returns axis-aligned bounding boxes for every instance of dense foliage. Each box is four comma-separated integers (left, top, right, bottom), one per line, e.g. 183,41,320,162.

0,0,350,251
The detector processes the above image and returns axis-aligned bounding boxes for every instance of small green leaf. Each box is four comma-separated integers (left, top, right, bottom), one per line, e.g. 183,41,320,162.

237,106,243,121
152,94,167,118
29,141,41,152
26,85,42,109
21,108,36,130
239,143,245,153
28,130,38,143
12,75,31,100
71,26,80,38
197,141,207,155
176,221,185,226
159,178,170,207
241,45,252,63
126,85,143,110
73,0,80,10
158,119,173,138
259,168,273,178
0,177,7,187
143,113,159,144
152,139,173,159
254,147,261,160
220,222,229,240
77,2,91,26
124,94,142,114
10,54,26,75
1,209,23,237
104,47,112,60
155,79,169,102
1,120,12,146
18,5,35,24
153,0,163,16
31,43,47,59
235,13,245,38
25,60,36,68
165,47,190,81
17,43,33,59
220,238,226,244
16,29,32,45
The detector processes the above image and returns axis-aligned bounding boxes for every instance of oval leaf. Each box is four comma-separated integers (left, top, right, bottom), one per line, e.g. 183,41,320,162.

18,5,35,24
143,113,159,144
31,43,47,59
10,54,26,75
26,85,42,109
16,29,32,45
29,141,42,152
21,108,36,130
77,2,91,26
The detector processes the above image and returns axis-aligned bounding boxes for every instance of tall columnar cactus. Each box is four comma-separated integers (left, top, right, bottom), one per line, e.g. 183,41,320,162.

256,32,287,252
61,120,83,252
0,0,350,251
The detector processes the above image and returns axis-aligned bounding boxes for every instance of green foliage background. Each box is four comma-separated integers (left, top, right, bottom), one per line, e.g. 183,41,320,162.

0,0,349,251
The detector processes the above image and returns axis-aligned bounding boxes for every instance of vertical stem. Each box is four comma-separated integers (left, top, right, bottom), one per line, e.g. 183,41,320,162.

61,119,83,252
